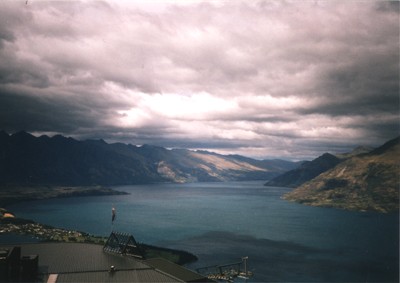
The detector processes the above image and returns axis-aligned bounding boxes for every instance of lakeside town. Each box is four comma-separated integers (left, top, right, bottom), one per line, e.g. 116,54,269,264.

0,208,198,266
0,209,107,244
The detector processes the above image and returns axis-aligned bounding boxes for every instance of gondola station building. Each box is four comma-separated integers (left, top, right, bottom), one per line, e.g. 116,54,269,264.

0,232,212,283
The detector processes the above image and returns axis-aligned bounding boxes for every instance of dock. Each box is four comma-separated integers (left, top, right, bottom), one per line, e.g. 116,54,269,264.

196,256,253,282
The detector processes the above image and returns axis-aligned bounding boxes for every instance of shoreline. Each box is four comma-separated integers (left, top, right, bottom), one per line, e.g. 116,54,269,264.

0,216,198,266
0,186,198,266
0,185,129,207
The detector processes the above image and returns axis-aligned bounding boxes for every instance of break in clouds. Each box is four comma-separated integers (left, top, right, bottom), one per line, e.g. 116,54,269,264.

0,0,398,160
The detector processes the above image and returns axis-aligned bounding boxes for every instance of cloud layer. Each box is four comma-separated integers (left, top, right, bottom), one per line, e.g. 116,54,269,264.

0,0,398,160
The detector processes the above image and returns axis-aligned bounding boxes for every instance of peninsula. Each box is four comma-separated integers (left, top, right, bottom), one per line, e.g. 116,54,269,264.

0,213,197,266
0,185,128,207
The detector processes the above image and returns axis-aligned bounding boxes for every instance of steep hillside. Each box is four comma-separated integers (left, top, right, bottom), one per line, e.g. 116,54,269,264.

265,153,341,188
154,149,294,183
335,146,374,159
0,131,296,186
283,137,400,212
0,131,163,186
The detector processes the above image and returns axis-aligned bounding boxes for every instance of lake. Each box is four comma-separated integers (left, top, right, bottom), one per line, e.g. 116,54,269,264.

6,181,399,282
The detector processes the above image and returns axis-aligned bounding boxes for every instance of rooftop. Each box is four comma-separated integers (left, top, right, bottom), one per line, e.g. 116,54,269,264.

0,242,210,283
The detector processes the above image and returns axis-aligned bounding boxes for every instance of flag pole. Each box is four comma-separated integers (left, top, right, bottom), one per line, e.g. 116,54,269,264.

111,205,116,231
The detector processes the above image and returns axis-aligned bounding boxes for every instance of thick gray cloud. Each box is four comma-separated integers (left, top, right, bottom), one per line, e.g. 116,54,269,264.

0,0,398,160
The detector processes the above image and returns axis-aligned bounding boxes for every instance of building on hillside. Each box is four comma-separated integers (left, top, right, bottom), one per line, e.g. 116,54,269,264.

103,231,145,259
0,232,212,283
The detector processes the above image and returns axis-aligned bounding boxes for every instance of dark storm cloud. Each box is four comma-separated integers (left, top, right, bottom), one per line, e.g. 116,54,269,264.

0,0,398,160
302,47,399,117
0,88,98,133
0,28,15,49
375,1,400,13
0,55,50,88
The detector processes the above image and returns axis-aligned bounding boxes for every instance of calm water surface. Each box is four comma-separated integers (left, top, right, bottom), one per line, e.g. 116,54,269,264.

6,181,399,282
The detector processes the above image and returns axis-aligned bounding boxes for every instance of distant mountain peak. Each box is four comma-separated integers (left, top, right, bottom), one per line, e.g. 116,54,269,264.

10,131,36,142
12,130,33,137
316,152,338,160
265,152,341,188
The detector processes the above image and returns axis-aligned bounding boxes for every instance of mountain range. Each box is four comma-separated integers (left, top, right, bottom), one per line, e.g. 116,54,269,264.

0,131,299,186
2,131,397,212
281,137,399,212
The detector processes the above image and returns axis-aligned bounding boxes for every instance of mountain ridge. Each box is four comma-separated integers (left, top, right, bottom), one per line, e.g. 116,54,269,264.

283,136,400,212
0,131,298,186
264,153,342,188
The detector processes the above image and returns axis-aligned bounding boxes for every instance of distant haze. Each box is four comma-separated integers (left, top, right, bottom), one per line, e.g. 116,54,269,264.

0,1,398,160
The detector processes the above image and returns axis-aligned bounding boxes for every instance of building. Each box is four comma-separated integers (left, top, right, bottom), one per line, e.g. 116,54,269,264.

0,232,212,283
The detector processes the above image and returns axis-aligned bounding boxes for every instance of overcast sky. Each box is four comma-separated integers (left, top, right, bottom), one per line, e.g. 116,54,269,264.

0,0,398,160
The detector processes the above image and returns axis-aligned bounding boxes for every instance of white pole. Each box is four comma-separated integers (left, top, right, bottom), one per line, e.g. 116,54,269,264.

242,256,248,275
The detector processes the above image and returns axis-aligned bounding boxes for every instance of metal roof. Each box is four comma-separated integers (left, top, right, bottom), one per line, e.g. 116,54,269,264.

145,258,213,283
50,269,182,283
19,242,147,274
0,242,210,283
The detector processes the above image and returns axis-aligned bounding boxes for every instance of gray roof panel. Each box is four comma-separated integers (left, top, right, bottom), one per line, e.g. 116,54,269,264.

54,269,182,283
0,243,192,282
17,242,148,274
145,258,208,283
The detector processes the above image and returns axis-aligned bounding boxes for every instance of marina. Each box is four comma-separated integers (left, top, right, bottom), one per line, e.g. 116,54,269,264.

197,256,253,282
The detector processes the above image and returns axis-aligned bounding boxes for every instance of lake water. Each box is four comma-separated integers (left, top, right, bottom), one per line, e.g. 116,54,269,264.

6,181,399,282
